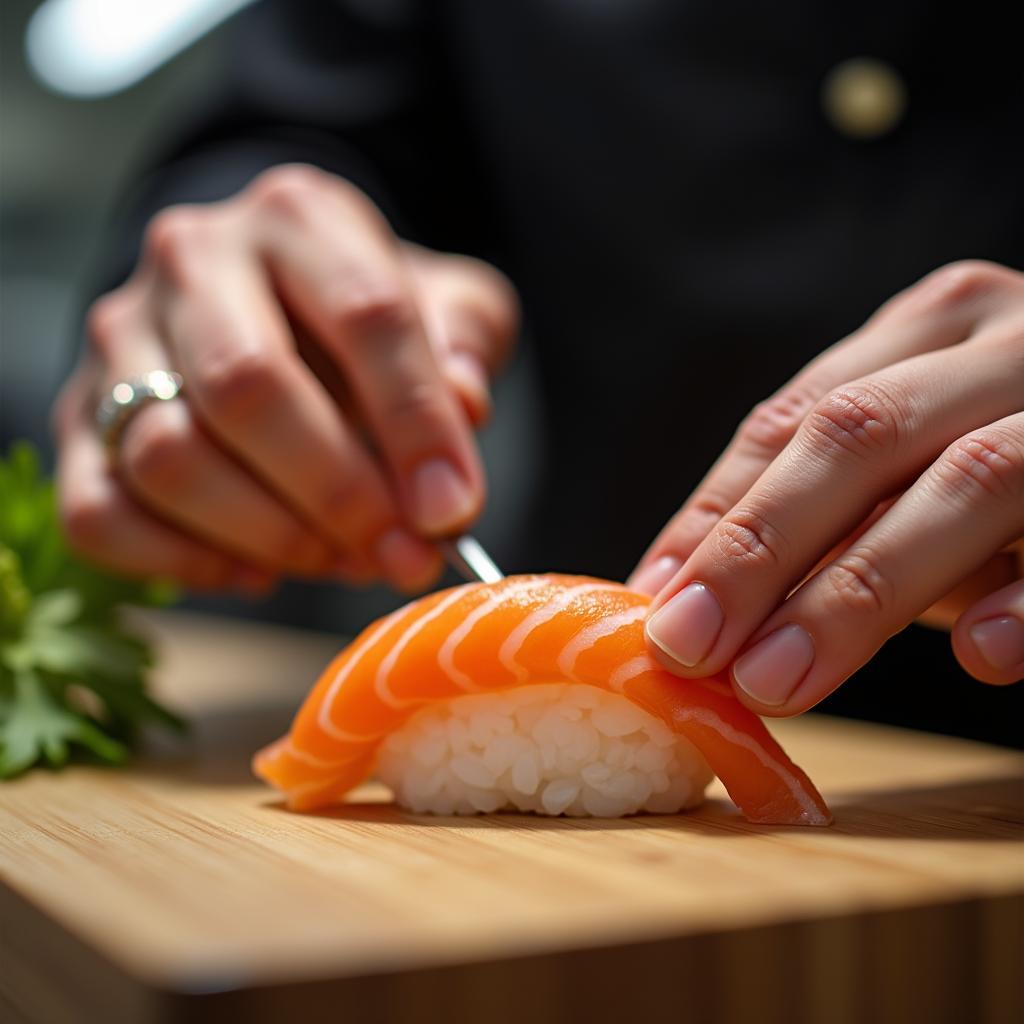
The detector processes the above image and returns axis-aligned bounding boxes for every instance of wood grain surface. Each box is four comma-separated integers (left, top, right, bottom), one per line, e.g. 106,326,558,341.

1,609,1022,1024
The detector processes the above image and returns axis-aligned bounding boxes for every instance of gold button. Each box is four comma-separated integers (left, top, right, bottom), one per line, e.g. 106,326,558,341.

821,57,907,139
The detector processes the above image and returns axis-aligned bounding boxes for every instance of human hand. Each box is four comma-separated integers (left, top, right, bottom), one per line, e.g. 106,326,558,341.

54,165,518,593
630,261,1024,711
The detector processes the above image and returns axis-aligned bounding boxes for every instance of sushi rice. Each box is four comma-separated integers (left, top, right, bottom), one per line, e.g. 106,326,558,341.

377,682,714,817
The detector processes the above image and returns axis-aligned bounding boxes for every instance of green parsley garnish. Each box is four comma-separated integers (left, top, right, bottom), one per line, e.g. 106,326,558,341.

0,442,183,777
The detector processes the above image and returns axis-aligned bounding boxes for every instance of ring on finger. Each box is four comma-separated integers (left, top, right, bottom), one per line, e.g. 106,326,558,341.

95,370,184,457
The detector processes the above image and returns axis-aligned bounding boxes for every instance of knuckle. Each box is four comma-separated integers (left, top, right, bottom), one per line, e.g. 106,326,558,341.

662,499,725,554
680,491,734,537
192,348,282,426
917,260,1006,310
875,260,1016,326
933,430,1024,504
479,260,520,321
248,163,327,217
737,380,820,455
803,381,904,459
118,402,196,495
315,171,376,215
822,550,894,616
84,292,132,357
145,206,201,254
382,379,451,428
332,282,419,342
687,493,731,530
459,258,522,349
143,205,213,286
714,507,787,570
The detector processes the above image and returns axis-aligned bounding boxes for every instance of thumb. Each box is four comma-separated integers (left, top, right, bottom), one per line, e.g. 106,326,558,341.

404,246,519,426
951,572,1024,685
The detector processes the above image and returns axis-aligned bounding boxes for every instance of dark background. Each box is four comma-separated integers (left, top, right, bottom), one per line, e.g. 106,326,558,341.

1,0,219,455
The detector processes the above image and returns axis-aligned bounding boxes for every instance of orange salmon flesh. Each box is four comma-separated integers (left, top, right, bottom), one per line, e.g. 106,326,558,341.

253,575,832,826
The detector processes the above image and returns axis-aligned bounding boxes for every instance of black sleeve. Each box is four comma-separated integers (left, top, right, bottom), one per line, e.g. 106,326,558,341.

93,0,497,293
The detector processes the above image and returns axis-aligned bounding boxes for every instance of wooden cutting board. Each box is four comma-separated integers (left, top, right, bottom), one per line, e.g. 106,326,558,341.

1,610,1021,1024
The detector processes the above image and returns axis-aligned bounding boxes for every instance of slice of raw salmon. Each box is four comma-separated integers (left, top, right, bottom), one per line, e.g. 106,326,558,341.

253,575,831,825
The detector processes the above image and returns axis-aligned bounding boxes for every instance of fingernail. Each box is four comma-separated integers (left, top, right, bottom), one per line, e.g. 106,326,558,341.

732,623,815,707
411,459,476,535
376,527,442,591
646,582,724,667
629,555,683,596
969,616,1024,671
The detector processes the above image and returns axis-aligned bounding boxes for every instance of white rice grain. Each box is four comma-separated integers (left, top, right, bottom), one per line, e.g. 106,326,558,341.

541,778,581,815
377,682,713,818
512,751,541,795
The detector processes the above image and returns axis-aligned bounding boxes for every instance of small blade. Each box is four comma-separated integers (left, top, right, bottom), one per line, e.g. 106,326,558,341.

439,535,505,584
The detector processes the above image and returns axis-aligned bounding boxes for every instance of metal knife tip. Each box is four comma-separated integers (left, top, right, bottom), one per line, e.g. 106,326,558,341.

440,535,505,584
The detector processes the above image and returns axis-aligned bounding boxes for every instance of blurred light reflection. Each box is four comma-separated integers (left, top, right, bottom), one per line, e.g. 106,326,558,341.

25,0,256,98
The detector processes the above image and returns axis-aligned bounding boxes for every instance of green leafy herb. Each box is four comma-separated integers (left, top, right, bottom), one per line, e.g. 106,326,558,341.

0,442,182,777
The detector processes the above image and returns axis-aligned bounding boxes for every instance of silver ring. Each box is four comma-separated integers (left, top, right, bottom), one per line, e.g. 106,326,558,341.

95,370,184,455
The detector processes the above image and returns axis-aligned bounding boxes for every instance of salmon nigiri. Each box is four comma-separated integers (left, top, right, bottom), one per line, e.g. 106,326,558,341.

254,575,831,826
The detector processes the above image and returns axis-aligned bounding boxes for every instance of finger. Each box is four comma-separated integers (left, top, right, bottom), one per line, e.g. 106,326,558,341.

644,338,1024,676
726,410,1024,714
406,246,519,426
285,315,451,599
144,202,440,590
441,352,493,426
90,271,372,583
55,385,266,592
117,397,338,576
248,168,484,537
916,547,1021,629
629,260,1015,592
951,577,1024,685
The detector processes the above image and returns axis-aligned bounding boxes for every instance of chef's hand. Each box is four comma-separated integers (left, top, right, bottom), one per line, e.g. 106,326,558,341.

53,165,517,593
631,261,1024,711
